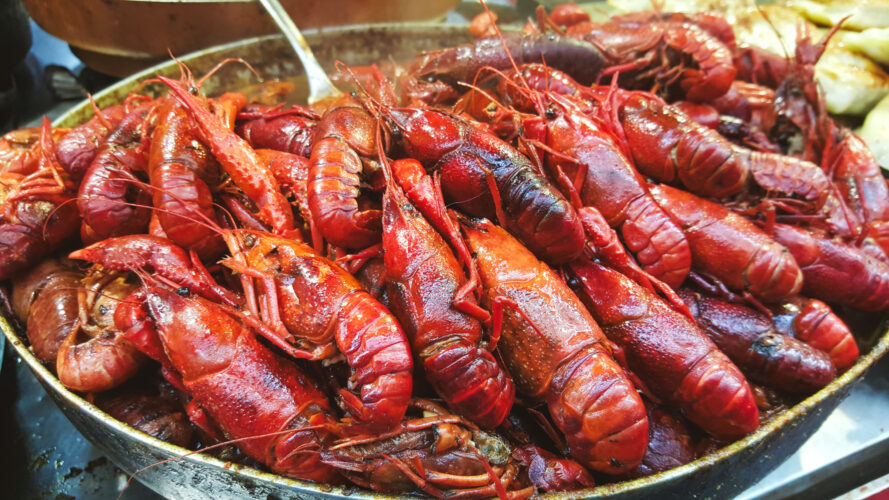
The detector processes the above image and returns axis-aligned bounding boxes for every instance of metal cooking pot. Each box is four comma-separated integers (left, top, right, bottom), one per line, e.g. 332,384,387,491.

22,0,458,76
4,23,889,500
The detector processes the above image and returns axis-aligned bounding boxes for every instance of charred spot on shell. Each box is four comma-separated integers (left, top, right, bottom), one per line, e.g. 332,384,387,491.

716,116,749,141
751,334,782,358
472,431,511,466
458,214,489,233
242,233,257,248
32,200,56,219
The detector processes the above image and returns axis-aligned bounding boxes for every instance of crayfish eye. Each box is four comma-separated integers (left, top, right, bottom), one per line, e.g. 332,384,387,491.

176,286,190,297
545,108,556,120
389,126,402,142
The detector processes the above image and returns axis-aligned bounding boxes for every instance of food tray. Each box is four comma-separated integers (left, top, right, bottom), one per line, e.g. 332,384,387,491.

5,23,889,500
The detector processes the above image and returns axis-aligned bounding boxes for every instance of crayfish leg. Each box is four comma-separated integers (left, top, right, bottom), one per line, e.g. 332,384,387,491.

186,400,226,443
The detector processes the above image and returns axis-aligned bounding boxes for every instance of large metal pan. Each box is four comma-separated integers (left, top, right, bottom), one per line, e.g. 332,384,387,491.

22,0,458,76
5,24,889,500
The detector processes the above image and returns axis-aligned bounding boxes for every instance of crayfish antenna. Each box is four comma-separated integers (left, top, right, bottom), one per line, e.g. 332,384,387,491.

337,61,383,104
341,60,401,141
462,437,509,500
197,58,262,88
37,116,62,177
123,92,154,114
467,64,545,119
591,74,635,161
687,271,773,317
753,3,791,62
165,52,260,97
167,50,199,92
373,109,396,192
534,5,566,36
87,94,113,130
479,0,546,115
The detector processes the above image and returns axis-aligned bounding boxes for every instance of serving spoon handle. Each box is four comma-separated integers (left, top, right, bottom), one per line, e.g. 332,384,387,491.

256,0,343,105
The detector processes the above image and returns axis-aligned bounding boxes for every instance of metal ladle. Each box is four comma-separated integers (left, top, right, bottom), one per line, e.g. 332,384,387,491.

256,0,343,105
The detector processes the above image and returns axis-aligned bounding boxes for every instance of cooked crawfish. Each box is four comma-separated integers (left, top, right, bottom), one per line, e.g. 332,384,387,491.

0,118,80,281
56,104,128,180
614,91,832,207
460,216,649,474
409,32,608,88
159,76,295,235
0,126,68,175
827,129,889,252
13,258,146,391
769,23,839,163
679,289,836,394
236,103,318,158
308,96,383,249
71,209,413,428
770,296,860,371
523,91,692,288
96,382,194,448
382,158,514,429
770,223,889,312
258,148,313,228
568,259,760,440
56,271,146,392
221,230,413,431
376,105,586,265
561,11,736,102
78,100,153,243
148,98,226,260
649,183,803,303
323,400,534,498
69,234,240,307
626,404,695,478
14,258,82,362
116,286,341,483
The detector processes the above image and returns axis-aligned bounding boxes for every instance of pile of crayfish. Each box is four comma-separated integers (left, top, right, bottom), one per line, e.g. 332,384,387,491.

3,3,888,496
